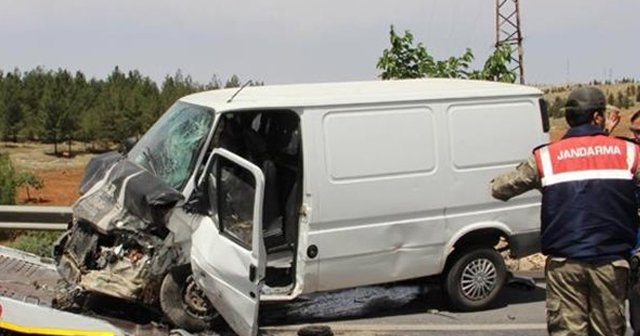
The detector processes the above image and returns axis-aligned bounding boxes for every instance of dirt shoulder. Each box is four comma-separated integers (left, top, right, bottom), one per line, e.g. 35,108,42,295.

1,142,93,206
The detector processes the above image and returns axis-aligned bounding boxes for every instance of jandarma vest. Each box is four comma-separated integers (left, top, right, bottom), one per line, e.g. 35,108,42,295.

534,132,639,263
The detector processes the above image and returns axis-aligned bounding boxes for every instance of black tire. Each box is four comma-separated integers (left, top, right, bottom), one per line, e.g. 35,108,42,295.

444,246,506,311
160,266,219,332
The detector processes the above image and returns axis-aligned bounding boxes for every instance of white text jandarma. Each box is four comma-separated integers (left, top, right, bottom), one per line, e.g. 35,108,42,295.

557,145,622,160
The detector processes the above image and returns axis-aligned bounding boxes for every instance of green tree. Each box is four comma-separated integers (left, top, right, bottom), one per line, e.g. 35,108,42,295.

224,75,242,88
549,96,566,119
20,67,49,141
377,26,434,80
136,76,161,132
377,26,516,83
2,70,23,142
206,74,222,90
615,91,633,109
160,69,200,113
41,69,76,155
78,78,104,149
14,171,43,201
94,66,129,146
0,153,16,205
469,44,516,83
0,71,5,137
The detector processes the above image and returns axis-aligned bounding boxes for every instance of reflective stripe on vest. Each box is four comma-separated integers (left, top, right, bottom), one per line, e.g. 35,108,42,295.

535,137,638,187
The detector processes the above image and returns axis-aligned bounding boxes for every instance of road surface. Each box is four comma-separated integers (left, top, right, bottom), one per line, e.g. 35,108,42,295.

0,247,634,336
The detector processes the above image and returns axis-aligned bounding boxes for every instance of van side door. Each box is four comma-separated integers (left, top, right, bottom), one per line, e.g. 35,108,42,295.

190,148,266,336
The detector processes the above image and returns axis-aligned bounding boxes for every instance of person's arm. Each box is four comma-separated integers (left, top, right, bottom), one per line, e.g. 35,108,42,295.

490,156,541,201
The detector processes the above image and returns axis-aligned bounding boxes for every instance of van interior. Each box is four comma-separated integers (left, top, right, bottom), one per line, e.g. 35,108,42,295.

209,110,303,294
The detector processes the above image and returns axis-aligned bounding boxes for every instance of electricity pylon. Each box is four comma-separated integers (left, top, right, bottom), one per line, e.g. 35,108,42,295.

496,0,525,84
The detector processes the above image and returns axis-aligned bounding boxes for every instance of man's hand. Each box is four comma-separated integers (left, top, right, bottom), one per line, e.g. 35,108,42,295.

605,105,621,134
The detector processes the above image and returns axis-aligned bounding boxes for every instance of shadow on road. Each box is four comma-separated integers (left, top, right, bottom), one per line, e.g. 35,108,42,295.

261,277,546,326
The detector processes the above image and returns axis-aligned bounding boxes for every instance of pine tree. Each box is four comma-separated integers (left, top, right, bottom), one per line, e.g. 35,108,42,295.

0,153,16,205
2,69,23,142
21,67,49,141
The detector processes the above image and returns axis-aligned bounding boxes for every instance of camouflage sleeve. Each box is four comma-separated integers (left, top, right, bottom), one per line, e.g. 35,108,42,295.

490,156,541,201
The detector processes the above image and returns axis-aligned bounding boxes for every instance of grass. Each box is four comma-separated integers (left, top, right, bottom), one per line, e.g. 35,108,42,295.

4,231,62,257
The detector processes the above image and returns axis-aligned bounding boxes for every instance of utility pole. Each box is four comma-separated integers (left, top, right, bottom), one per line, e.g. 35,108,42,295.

496,0,525,84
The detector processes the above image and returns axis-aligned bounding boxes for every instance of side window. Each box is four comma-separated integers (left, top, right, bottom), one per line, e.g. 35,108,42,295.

211,155,256,249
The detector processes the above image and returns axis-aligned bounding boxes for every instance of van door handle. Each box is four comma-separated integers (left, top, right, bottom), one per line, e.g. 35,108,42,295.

249,264,257,282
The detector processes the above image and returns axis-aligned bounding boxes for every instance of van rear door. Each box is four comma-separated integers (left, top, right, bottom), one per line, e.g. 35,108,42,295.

191,148,266,336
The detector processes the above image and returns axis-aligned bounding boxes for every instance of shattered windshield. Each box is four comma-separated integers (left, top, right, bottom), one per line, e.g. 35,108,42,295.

127,102,214,190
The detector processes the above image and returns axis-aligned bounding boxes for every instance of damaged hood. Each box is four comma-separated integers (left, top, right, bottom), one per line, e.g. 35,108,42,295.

73,152,184,233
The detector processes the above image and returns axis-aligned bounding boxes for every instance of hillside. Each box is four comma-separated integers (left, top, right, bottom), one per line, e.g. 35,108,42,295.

541,82,640,141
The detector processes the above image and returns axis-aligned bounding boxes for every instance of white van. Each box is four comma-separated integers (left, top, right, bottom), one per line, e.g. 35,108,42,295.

56,79,547,336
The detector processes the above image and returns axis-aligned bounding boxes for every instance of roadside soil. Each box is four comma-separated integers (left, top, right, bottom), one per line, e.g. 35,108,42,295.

2,142,92,206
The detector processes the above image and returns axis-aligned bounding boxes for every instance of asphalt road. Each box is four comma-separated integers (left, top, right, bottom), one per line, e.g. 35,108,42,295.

0,247,632,336
259,275,633,336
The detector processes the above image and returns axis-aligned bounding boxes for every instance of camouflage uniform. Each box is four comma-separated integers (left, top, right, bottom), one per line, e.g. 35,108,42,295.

545,257,628,336
630,267,640,336
491,154,640,336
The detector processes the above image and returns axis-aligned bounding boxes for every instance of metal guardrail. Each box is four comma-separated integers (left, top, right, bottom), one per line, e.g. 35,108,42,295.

0,206,71,230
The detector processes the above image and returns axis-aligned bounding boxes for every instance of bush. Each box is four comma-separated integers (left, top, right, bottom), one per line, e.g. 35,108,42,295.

0,154,54,256
6,231,61,257
14,171,43,201
0,153,16,205
549,96,566,119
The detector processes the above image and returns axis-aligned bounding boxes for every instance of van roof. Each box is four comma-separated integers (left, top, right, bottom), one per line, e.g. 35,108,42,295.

180,78,542,111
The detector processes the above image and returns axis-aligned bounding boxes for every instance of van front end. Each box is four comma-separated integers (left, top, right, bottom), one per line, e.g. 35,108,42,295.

53,151,189,306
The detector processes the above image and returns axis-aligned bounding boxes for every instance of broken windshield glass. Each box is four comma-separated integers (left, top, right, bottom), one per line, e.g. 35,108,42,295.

128,102,214,190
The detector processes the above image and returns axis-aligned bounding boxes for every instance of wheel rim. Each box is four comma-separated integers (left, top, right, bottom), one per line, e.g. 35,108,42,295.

183,275,217,320
460,257,497,301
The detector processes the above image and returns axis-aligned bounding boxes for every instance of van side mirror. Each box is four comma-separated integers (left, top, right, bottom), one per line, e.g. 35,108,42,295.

185,171,218,217
122,136,138,154
184,184,210,216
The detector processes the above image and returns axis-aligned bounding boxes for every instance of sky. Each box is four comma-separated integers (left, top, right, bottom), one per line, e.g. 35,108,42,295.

1,1,638,86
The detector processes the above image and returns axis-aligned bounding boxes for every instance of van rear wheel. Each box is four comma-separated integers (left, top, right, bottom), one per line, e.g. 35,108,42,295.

160,265,219,332
444,247,506,311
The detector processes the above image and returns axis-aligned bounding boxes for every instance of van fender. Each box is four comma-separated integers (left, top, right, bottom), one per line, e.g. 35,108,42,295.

440,221,512,274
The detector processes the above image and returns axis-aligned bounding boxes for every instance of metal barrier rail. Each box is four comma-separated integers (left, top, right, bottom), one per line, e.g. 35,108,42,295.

0,206,71,230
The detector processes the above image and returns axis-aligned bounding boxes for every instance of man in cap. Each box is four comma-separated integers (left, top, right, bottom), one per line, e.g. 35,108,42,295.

491,86,640,335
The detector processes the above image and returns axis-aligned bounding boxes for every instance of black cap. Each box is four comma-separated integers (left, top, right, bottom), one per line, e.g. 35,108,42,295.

565,87,606,113
564,87,607,127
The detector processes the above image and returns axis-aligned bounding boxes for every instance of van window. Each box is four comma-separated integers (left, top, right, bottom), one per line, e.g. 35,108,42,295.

215,155,256,250
323,107,436,180
448,101,539,169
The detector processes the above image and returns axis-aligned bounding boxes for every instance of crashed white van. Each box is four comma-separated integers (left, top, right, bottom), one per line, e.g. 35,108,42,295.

55,79,547,336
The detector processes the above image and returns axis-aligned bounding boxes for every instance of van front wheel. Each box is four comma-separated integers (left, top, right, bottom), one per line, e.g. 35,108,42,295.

444,247,506,311
160,266,219,332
